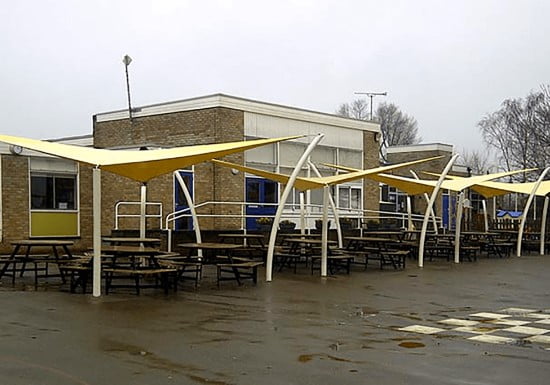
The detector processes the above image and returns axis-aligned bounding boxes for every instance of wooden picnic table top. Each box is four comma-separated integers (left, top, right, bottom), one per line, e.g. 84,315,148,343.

345,236,397,243
100,245,163,255
218,233,265,239
11,239,74,247
283,238,337,245
363,231,403,236
102,237,161,245
177,242,243,250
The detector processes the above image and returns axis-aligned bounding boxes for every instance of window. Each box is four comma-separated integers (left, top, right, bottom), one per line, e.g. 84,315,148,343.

31,174,76,210
338,185,362,210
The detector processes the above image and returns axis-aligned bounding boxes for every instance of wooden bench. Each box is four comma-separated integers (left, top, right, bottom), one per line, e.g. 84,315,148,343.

460,246,480,262
348,247,379,270
103,268,176,295
156,257,202,288
216,261,263,287
310,254,354,275
57,256,92,293
274,252,304,273
378,250,409,270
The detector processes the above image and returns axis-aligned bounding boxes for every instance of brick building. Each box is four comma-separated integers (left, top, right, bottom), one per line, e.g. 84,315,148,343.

384,143,487,231
0,94,384,251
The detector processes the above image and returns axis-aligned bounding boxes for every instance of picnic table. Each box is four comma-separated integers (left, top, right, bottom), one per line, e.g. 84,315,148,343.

99,245,176,295
0,239,74,288
178,242,259,286
102,237,161,247
218,233,266,248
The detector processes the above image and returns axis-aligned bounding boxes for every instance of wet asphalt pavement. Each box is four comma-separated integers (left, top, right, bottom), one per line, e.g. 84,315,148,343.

1,254,550,385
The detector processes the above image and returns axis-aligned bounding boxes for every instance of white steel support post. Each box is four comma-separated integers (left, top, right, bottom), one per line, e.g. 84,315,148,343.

174,171,202,255
92,168,102,297
310,161,343,248
411,170,438,234
540,196,549,255
482,199,489,233
266,134,324,282
517,167,550,257
299,192,306,236
321,185,330,276
140,184,147,239
418,154,459,267
454,191,465,264
406,196,413,231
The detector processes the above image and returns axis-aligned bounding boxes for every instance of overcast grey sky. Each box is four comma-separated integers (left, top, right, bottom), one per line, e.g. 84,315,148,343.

1,0,548,153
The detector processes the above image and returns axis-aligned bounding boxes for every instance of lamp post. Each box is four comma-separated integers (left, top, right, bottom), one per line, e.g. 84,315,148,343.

123,54,133,122
354,91,387,121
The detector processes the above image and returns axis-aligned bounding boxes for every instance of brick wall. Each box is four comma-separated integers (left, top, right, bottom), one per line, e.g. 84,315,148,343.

1,155,29,252
363,131,381,216
94,107,245,235
387,149,453,218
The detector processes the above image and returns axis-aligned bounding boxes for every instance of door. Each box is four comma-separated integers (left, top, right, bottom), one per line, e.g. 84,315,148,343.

174,171,193,230
442,194,457,230
246,177,278,230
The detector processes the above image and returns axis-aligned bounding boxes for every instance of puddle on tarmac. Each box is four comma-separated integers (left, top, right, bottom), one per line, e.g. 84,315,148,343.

298,354,363,363
100,338,231,385
398,341,425,349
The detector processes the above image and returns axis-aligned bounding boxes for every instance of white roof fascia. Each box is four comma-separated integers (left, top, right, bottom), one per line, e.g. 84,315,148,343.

387,143,453,154
94,93,379,133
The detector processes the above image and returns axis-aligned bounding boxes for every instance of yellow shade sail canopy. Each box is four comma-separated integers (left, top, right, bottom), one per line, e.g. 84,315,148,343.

0,134,301,182
423,171,546,198
328,164,534,196
213,156,444,191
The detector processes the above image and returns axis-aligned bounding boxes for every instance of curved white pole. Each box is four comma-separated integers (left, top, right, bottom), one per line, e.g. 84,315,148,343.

482,199,489,232
321,185,330,276
410,170,438,234
406,196,413,230
517,167,550,257
174,171,202,256
299,192,306,236
540,196,549,255
309,161,343,248
418,154,459,267
92,168,102,297
454,191,465,264
266,134,324,282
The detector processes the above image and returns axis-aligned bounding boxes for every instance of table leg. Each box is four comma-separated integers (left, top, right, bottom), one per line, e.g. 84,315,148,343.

0,245,20,281
52,246,66,283
20,246,31,277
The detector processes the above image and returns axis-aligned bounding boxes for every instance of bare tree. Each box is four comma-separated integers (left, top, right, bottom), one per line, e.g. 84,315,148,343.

336,99,369,120
460,149,490,175
376,102,421,160
478,85,550,181
336,99,421,161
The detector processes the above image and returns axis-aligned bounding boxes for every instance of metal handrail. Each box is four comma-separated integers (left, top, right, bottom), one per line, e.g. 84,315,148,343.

114,201,163,230
163,200,437,230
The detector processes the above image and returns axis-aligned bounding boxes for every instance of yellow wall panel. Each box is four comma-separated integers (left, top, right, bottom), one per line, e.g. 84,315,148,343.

30,212,78,237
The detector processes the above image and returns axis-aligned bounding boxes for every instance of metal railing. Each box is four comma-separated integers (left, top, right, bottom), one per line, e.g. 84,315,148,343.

114,201,163,230
163,200,439,231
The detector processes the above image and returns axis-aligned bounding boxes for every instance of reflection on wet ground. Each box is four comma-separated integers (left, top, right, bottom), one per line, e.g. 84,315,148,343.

1,255,550,384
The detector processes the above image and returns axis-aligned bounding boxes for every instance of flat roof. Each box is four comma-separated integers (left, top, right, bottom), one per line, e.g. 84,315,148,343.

94,93,380,133
387,143,453,154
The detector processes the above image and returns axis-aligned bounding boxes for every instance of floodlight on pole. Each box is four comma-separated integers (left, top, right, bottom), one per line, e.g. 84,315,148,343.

123,54,133,122
354,91,387,121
